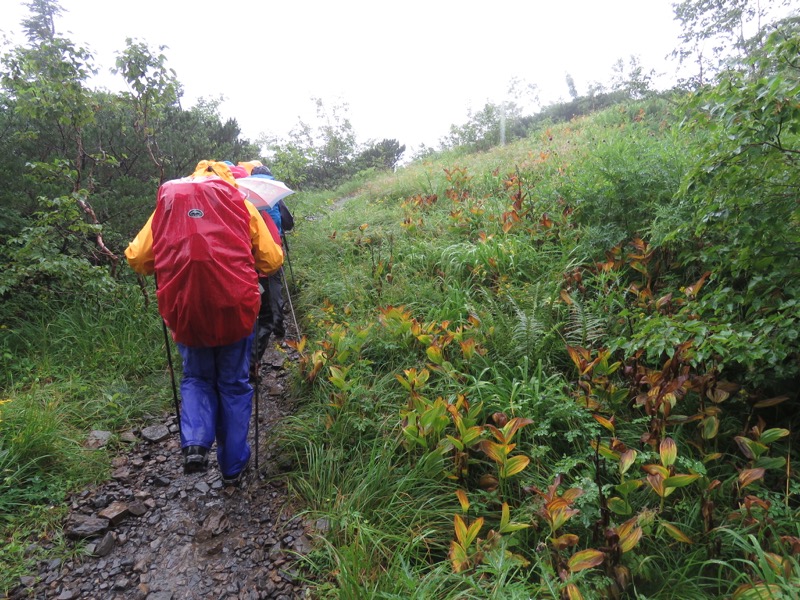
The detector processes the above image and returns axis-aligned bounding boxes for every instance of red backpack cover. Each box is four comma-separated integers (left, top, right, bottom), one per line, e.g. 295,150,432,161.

151,177,259,348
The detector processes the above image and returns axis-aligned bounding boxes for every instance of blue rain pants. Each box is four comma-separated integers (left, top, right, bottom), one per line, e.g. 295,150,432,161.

176,333,253,478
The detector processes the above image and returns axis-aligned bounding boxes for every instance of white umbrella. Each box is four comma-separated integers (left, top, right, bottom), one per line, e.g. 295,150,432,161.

237,177,295,209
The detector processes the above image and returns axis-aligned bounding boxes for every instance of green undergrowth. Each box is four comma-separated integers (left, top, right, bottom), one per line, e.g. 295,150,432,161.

0,285,175,592
278,95,800,599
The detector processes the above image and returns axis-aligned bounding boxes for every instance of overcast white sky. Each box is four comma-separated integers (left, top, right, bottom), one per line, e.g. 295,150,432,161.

3,0,684,153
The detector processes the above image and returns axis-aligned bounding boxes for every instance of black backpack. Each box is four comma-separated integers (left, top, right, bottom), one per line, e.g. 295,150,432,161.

278,199,294,232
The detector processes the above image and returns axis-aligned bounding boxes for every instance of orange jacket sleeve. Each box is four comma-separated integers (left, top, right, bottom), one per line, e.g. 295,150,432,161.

124,212,156,275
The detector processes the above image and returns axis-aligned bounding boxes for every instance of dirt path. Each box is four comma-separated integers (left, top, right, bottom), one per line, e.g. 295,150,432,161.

11,341,310,600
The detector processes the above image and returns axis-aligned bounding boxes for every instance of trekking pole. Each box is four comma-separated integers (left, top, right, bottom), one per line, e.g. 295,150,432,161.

281,233,295,288
253,315,260,474
155,274,181,437
161,320,182,438
281,266,301,339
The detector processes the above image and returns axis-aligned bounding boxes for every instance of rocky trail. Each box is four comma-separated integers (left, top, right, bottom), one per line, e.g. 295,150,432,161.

10,341,312,600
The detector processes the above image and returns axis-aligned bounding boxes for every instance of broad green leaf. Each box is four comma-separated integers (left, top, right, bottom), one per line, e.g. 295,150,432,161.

615,480,643,496
735,436,768,459
608,497,632,516
445,434,464,451
759,428,790,445
702,415,719,439
753,456,786,471
664,473,701,488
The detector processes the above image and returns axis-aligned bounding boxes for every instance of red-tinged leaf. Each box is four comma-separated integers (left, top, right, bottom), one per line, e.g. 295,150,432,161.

656,292,673,309
641,464,670,478
566,345,589,371
647,473,666,497
706,387,730,404
455,489,470,513
732,583,783,599
550,533,579,550
562,488,585,503
593,414,615,433
703,452,723,463
619,525,643,553
664,473,701,488
684,270,711,299
752,395,788,408
565,583,584,600
560,289,574,305
762,552,784,575
568,549,605,572
479,440,505,464
502,417,534,441
735,436,768,460
501,454,530,479
619,449,637,475
660,522,693,544
660,437,677,467
738,468,765,490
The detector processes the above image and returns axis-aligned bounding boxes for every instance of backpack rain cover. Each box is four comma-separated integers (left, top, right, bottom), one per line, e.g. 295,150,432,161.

152,177,259,348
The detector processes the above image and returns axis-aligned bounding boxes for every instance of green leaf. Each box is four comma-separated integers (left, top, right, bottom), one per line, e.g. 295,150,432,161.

568,549,605,572
664,473,700,488
758,428,789,445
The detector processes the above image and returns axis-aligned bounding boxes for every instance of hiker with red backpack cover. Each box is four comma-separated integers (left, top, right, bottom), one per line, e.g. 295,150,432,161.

125,161,283,485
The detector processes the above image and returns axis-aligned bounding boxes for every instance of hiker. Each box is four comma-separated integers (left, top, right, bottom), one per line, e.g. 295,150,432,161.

247,164,294,365
125,160,283,485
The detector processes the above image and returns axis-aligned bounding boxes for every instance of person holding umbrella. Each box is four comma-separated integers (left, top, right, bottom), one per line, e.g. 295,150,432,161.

125,160,283,485
247,165,294,367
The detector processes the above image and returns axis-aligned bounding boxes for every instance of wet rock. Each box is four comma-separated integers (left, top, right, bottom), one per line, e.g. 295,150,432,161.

65,515,108,539
98,501,130,525
86,430,113,448
141,425,170,443
120,430,139,443
93,531,116,557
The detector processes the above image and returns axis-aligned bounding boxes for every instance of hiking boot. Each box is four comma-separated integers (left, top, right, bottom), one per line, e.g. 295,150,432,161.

221,456,251,487
182,445,209,474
